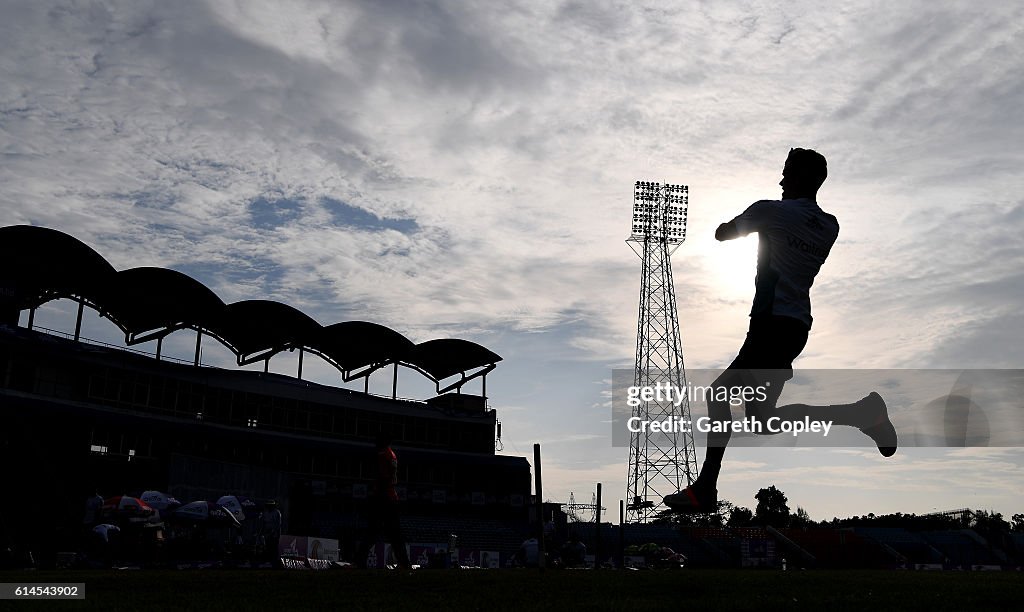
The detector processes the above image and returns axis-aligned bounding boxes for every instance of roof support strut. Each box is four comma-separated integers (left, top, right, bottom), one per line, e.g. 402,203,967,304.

437,364,496,395
74,299,84,342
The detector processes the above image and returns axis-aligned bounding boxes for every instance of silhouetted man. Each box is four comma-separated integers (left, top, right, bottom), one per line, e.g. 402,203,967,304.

665,148,897,513
258,500,282,566
83,488,103,528
355,433,411,569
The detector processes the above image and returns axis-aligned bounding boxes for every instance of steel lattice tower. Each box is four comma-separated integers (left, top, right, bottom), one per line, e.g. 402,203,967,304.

625,180,699,523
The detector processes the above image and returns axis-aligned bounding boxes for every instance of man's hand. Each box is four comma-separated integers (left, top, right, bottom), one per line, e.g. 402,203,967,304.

715,221,739,241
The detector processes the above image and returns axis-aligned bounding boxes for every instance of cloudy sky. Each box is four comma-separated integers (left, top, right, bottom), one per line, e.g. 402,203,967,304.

2,1,1022,521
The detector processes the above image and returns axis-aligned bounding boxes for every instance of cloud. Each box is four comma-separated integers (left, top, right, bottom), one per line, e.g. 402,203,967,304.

4,1,1021,362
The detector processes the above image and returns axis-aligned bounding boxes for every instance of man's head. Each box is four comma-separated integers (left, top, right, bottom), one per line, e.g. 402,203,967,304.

780,148,827,199
375,431,392,450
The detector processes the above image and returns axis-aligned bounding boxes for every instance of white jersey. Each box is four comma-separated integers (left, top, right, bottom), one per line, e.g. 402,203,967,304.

731,198,839,328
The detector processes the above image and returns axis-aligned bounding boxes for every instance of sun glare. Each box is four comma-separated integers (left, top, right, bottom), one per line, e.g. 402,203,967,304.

707,234,759,297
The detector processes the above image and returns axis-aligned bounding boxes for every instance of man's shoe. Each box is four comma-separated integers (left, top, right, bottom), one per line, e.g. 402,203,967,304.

859,391,897,457
664,486,717,514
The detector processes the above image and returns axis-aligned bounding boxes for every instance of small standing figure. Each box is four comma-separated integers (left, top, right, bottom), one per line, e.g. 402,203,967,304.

83,489,103,528
81,488,104,554
355,432,411,569
258,500,282,566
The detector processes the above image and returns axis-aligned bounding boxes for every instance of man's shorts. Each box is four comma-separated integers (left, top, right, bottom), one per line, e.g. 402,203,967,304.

728,314,809,376
718,315,809,420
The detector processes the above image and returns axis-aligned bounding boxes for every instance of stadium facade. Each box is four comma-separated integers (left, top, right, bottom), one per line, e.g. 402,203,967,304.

0,225,531,564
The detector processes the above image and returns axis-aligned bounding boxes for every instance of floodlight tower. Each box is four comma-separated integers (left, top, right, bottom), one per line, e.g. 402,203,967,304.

625,180,699,523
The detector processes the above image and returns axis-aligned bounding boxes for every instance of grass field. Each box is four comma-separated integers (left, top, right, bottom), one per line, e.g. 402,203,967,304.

0,569,1020,611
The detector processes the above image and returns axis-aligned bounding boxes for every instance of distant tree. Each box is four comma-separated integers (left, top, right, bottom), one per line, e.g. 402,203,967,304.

790,506,812,528
972,510,1010,539
727,506,754,527
754,486,791,527
1011,513,1024,533
649,509,673,526
652,500,731,527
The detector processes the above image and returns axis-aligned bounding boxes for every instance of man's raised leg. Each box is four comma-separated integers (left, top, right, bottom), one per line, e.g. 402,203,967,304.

772,392,897,456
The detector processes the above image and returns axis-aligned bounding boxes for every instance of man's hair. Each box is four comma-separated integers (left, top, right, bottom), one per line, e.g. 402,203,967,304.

785,148,828,188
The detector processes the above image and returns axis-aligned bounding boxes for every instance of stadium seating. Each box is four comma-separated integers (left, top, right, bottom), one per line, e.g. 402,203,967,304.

919,531,1001,568
778,528,896,569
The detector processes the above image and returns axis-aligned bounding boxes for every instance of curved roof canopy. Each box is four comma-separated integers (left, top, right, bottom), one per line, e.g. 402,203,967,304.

2,224,502,389
0,225,116,306
402,338,502,382
209,300,322,363
311,321,415,373
99,267,226,343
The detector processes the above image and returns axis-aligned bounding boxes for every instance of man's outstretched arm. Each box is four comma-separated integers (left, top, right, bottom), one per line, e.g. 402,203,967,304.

715,221,740,241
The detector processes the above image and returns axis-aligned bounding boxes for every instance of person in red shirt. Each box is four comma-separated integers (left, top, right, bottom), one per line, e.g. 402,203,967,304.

377,439,399,503
355,432,411,569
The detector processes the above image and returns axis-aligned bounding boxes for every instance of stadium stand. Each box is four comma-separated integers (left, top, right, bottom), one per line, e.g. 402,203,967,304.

0,225,529,566
777,528,897,569
1008,533,1024,565
854,528,944,567
919,531,1002,569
